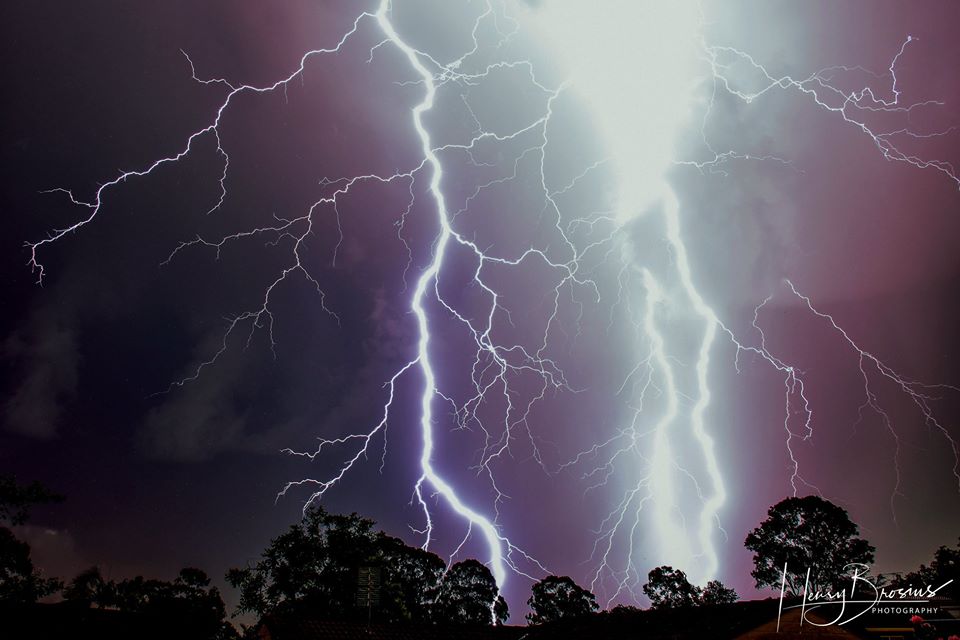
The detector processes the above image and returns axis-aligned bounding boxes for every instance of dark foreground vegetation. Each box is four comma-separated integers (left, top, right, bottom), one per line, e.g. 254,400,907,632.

2,474,958,639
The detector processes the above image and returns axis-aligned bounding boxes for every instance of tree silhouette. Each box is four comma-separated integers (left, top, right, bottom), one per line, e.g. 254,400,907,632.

378,535,445,623
0,475,63,526
609,604,641,616
891,537,960,601
0,475,62,604
433,559,508,626
226,507,517,625
744,496,875,596
642,566,701,609
112,576,172,611
165,568,236,640
700,579,738,605
65,567,236,639
63,566,114,607
226,507,381,619
0,527,61,604
526,575,598,624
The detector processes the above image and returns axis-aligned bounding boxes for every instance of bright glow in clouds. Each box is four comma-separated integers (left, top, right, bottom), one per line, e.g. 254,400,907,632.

525,1,723,586
528,1,702,215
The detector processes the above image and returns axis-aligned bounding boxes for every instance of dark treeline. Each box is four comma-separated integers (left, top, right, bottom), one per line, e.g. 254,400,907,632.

2,474,958,639
224,506,509,627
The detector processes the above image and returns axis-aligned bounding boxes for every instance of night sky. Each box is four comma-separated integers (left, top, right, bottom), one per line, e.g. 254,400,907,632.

3,0,960,621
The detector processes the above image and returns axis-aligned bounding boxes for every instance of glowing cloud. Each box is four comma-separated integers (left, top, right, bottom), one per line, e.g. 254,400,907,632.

526,0,701,216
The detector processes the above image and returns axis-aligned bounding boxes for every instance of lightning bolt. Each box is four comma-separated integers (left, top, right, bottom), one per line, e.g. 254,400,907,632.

25,0,960,614
30,0,556,597
697,29,960,511
535,1,959,606
279,1,574,593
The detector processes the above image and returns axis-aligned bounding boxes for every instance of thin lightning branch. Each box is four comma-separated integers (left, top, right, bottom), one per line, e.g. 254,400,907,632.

704,36,960,187
275,1,570,590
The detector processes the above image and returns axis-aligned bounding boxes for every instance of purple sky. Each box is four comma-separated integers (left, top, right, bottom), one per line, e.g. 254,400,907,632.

3,0,959,621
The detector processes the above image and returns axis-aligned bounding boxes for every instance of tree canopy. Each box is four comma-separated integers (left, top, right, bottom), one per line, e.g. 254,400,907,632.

433,559,508,626
63,566,112,606
700,579,738,605
642,566,739,609
0,475,63,527
378,535,446,623
643,566,702,609
0,527,61,604
0,475,63,604
891,536,960,601
744,495,875,596
226,507,382,619
526,575,598,624
63,566,236,639
225,506,507,625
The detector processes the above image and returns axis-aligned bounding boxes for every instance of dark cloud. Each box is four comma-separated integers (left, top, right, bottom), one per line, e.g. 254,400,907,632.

3,296,81,440
12,525,88,586
137,336,253,461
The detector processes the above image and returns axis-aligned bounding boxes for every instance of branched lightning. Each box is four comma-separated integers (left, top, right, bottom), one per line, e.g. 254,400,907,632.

27,0,960,614
31,0,585,602
703,35,960,185
699,32,960,511
539,3,959,606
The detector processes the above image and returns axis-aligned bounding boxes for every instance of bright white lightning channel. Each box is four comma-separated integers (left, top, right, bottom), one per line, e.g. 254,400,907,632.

375,2,509,590
528,1,724,586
